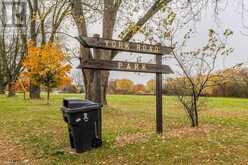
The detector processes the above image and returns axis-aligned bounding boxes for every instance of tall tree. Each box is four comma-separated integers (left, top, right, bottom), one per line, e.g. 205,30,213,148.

27,0,40,99
0,2,27,96
27,0,71,99
0,37,7,94
23,42,71,104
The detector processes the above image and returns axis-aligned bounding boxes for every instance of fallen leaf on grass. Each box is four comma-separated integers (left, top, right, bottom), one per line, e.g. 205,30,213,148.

115,132,149,147
166,125,215,138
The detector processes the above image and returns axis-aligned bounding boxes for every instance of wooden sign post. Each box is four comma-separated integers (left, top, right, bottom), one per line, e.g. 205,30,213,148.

93,34,102,139
95,69,102,138
78,35,174,135
156,55,163,134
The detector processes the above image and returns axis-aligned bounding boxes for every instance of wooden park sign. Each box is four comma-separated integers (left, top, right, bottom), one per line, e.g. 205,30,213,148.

78,35,174,136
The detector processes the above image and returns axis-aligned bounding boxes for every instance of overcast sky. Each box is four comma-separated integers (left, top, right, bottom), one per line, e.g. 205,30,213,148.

69,2,248,85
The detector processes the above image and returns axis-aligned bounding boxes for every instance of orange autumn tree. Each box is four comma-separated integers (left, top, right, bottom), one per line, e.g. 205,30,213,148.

23,42,71,104
133,84,145,94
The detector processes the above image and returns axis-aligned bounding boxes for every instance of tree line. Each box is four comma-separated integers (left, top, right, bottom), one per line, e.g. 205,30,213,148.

106,66,248,98
165,67,248,98
108,79,155,95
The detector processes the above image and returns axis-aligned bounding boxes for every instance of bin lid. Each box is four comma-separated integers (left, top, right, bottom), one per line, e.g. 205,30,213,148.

62,99,102,113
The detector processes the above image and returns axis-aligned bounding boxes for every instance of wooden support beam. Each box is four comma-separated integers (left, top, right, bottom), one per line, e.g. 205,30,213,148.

78,60,174,74
95,69,102,139
156,55,163,134
93,34,102,139
78,36,174,55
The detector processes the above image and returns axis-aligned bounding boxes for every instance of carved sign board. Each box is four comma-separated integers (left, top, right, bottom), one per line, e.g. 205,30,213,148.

78,60,174,74
78,36,174,55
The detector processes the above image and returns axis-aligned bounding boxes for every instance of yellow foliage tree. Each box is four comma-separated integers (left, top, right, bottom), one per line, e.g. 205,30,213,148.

23,42,71,103
146,79,156,94
115,79,134,94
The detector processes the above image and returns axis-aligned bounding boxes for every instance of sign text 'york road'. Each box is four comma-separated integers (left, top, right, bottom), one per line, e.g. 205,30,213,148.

78,36,174,55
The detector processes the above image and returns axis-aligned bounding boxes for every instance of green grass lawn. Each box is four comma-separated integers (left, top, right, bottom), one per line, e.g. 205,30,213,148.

0,94,248,165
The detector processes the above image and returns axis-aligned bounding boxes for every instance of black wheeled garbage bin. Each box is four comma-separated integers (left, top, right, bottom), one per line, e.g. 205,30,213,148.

61,99,102,153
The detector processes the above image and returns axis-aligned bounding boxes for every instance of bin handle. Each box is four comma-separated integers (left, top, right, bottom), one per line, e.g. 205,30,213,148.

63,105,101,112
94,122,98,138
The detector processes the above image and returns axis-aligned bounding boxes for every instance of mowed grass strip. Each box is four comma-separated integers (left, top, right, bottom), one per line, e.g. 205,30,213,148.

0,94,247,165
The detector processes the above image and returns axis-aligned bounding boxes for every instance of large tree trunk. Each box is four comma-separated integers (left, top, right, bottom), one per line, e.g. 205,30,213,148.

0,74,6,94
0,83,6,94
71,0,119,105
29,0,41,99
83,70,99,102
47,87,50,104
83,0,118,104
8,82,16,97
83,65,110,105
29,82,41,99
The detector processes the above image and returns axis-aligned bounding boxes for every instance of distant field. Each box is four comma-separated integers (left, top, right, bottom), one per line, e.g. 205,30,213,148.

0,94,247,165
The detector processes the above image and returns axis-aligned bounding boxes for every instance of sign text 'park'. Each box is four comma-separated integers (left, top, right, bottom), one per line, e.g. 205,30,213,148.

78,60,173,74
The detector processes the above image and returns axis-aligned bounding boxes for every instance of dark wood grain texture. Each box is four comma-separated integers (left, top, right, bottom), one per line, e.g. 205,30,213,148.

78,60,174,74
95,69,102,139
93,43,102,139
156,55,163,134
78,36,174,55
